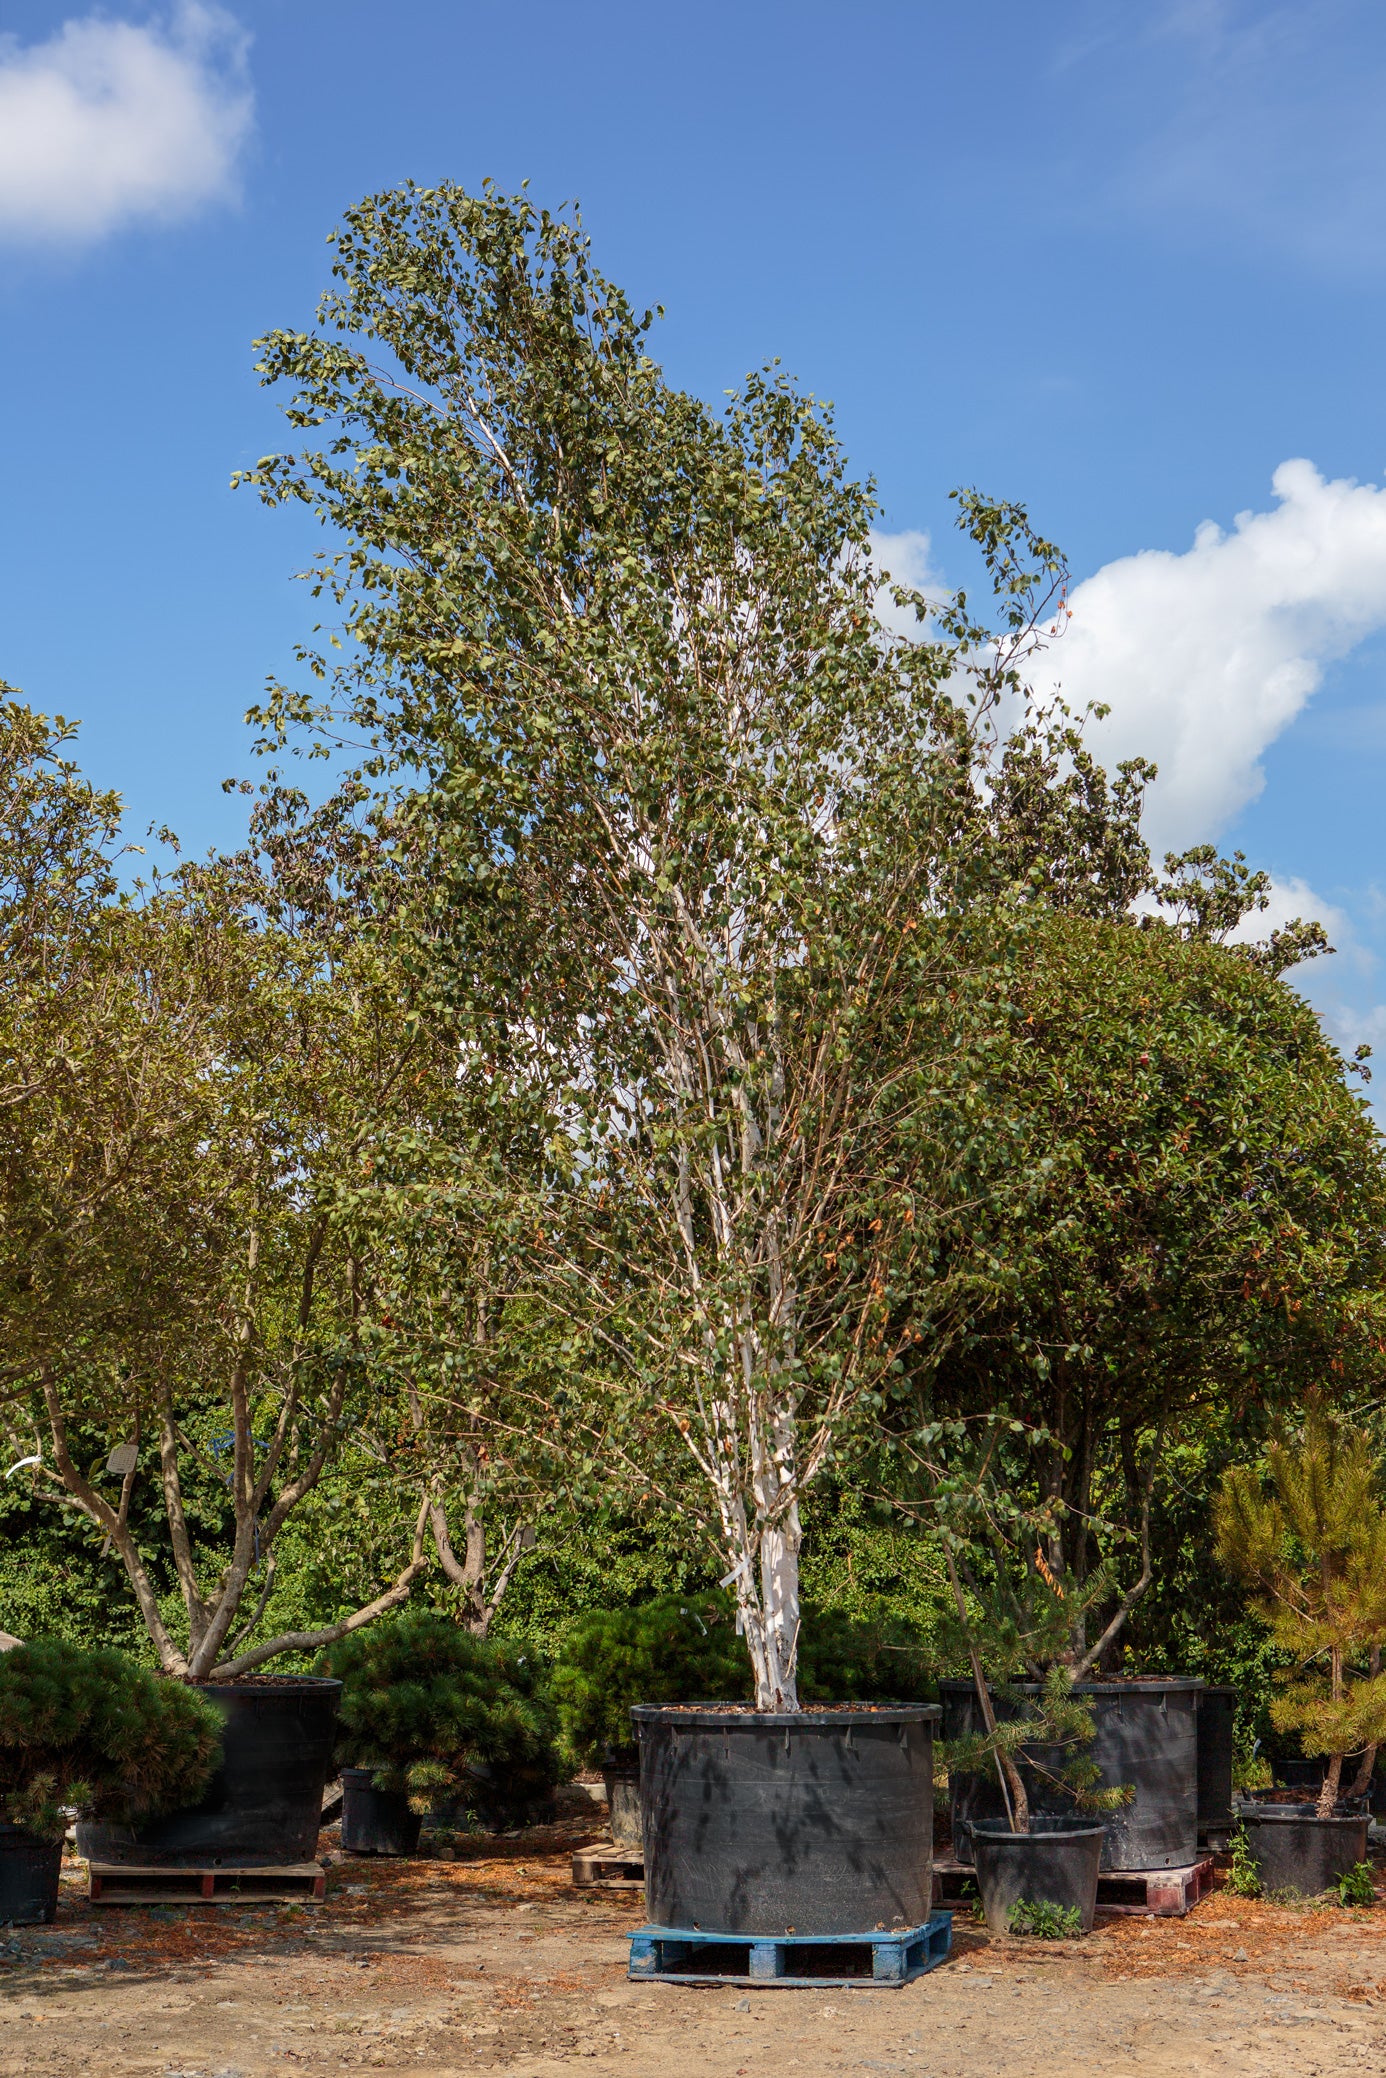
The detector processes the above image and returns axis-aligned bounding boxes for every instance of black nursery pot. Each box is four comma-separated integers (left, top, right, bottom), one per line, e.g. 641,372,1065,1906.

77,1676,341,1868
633,1703,939,1937
0,1824,62,1926
601,1762,642,1850
340,1768,422,1857
1196,1685,1238,1842
1242,1806,1370,1897
967,1818,1105,1935
942,1677,1204,1871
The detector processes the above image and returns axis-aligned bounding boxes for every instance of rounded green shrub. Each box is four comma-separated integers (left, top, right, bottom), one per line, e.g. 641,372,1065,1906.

552,1595,750,1767
0,1637,222,1840
552,1596,935,1766
320,1613,560,1822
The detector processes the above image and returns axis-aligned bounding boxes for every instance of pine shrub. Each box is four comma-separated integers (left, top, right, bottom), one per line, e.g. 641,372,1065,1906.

0,1637,222,1839
320,1613,560,1821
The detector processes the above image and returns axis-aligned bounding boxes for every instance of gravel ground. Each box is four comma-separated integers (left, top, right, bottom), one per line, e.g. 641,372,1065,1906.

2,1823,1385,2076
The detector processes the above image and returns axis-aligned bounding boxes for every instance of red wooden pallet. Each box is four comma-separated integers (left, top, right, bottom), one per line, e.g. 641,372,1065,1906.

932,1854,1215,1919
89,1860,325,1905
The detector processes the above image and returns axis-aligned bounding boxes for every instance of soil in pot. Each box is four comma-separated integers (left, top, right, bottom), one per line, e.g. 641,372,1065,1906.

633,1702,939,1937
0,1824,62,1925
1242,1806,1370,1896
77,1676,341,1867
967,1817,1106,1936
601,1762,641,1849
339,1768,422,1856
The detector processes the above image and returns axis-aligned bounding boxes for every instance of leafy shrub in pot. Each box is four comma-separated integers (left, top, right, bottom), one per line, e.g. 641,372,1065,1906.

321,1612,560,1832
0,1638,221,1921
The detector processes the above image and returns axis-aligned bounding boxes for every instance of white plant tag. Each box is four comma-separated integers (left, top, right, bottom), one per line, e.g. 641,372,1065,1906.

107,1443,138,1477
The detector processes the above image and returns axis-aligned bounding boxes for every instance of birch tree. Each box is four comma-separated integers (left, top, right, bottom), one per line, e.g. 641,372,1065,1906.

241,183,1036,1708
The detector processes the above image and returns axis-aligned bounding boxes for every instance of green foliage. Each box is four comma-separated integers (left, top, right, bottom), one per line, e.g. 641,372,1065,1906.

899,912,1386,1668
552,1596,749,1765
551,1595,933,1765
1006,1898,1083,1939
0,1637,221,1840
1225,1822,1262,1898
1216,1412,1386,1795
320,1612,560,1819
1338,1861,1375,1908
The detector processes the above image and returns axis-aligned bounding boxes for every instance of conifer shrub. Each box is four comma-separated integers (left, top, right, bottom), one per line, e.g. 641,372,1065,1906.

320,1612,560,1821
552,1596,934,1767
0,1637,222,1840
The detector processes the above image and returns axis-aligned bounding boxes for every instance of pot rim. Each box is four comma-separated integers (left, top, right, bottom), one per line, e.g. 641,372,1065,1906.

1240,1806,1368,1828
966,1821,1107,1843
186,1675,343,1696
939,1676,1205,1697
630,1702,942,1730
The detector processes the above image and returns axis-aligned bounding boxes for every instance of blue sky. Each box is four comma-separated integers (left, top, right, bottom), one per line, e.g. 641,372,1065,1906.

4,1,1386,1064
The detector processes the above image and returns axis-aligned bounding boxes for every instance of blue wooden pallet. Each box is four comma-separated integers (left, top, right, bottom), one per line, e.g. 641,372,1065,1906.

628,1911,952,1987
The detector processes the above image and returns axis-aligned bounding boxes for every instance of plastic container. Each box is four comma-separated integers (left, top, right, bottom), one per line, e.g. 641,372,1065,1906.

601,1762,642,1849
340,1768,422,1856
967,1817,1106,1935
633,1703,940,1937
1196,1685,1238,1839
1242,1806,1369,1896
77,1676,341,1867
942,1676,1203,1870
0,1824,62,1925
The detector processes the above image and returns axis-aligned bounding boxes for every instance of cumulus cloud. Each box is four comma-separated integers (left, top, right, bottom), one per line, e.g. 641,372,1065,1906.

0,4,253,244
1020,461,1386,854
867,527,943,644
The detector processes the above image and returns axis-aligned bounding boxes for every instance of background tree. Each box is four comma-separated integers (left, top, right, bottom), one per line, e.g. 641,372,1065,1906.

889,912,1386,1673
2,749,469,1675
1216,1410,1386,1817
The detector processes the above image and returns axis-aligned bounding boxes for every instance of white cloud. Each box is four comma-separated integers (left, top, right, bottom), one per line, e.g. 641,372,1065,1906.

1228,873,1360,964
867,527,942,644
0,4,252,244
1023,461,1386,855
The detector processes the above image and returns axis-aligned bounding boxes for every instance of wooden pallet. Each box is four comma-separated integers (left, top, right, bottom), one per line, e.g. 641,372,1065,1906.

1095,1858,1216,1916
88,1861,326,1905
572,1843,644,1889
629,1913,952,1988
933,1854,1215,1919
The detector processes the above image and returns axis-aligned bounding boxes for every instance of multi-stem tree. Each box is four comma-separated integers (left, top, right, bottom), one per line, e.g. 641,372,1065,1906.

1,742,468,1675
1216,1411,1386,1818
239,182,1057,1708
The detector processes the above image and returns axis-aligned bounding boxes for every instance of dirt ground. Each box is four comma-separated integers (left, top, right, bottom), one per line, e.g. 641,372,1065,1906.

4,1817,1386,2078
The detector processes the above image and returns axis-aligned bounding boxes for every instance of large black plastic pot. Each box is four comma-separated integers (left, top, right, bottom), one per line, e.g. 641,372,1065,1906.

602,1762,642,1850
340,1768,421,1856
1242,1806,1369,1896
633,1703,939,1937
0,1824,62,1925
1197,1685,1238,1841
77,1676,341,1867
942,1677,1203,1870
967,1818,1105,1935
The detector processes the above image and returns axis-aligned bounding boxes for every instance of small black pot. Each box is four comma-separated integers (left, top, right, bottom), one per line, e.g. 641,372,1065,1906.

602,1762,642,1850
633,1702,939,1937
340,1769,422,1857
967,1818,1106,1935
0,1824,62,1926
1242,1806,1369,1896
77,1676,341,1868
